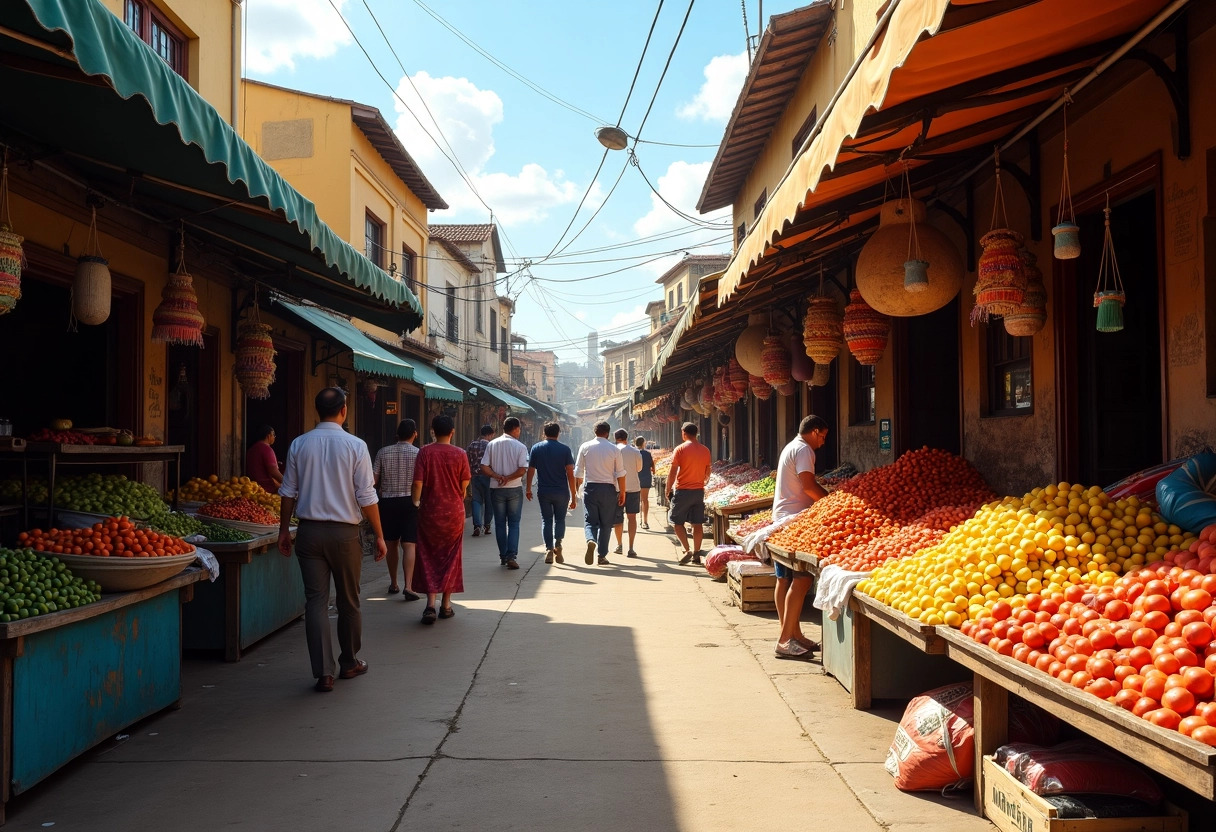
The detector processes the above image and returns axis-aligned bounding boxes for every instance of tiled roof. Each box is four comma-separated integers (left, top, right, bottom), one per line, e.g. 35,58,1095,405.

653,253,732,284
430,224,506,273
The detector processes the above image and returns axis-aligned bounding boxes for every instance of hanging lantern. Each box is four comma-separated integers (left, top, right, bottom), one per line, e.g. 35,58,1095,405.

1094,196,1126,333
856,198,963,316
786,332,815,382
728,358,748,397
681,386,697,410
151,236,205,346
71,206,111,326
809,362,831,388
1004,250,1047,337
0,157,22,316
749,373,772,400
234,312,276,400
902,165,930,293
1053,102,1080,260
734,312,768,375
760,336,792,388
972,154,1027,324
843,289,891,365
802,296,843,364
776,381,797,397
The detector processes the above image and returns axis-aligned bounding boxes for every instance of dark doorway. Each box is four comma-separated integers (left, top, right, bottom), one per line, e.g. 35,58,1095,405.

166,329,219,481
1073,189,1162,485
245,344,304,478
897,296,961,455
401,392,423,446
808,371,839,473
354,381,399,459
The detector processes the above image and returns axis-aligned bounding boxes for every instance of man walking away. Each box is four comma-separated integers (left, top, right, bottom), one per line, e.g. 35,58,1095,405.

635,436,654,530
526,421,577,564
574,421,626,565
466,425,494,536
772,415,829,661
667,422,712,566
613,429,643,558
481,417,529,569
278,387,386,693
373,419,421,601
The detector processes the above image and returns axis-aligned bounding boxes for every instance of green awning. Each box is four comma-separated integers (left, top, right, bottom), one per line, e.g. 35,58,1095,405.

436,367,533,414
400,359,462,402
275,301,414,381
2,0,421,332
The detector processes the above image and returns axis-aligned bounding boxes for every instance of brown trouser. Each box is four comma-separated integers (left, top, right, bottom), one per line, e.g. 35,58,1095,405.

295,520,362,678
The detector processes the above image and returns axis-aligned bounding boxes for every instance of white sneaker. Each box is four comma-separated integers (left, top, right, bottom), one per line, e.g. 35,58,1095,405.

774,640,813,661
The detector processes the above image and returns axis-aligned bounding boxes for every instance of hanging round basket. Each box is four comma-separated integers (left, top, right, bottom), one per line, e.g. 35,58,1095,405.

1004,249,1047,337
775,381,797,398
734,312,769,375
802,296,843,364
784,332,815,382
749,373,772,401
235,317,277,400
760,336,792,388
0,225,24,316
1053,222,1080,260
973,228,1026,322
1094,290,1126,333
728,358,748,397
809,362,831,388
72,255,111,326
855,198,963,316
843,289,890,365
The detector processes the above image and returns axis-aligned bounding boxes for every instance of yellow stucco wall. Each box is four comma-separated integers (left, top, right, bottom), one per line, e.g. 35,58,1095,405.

100,0,240,123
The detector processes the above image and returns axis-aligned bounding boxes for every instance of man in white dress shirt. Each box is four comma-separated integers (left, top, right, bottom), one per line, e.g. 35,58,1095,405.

573,421,626,565
278,387,386,693
612,428,644,558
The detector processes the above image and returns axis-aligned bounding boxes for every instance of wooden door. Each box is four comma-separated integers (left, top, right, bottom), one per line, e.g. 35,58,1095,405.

895,296,962,455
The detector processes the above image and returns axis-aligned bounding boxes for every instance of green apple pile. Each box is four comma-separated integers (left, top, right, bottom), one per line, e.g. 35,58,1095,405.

0,548,102,621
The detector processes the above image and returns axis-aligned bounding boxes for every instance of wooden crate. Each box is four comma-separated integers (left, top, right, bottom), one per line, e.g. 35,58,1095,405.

982,756,1186,832
727,568,777,612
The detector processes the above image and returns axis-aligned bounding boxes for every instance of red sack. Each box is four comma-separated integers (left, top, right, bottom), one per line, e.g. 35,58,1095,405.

885,683,975,792
997,740,1163,805
703,545,756,579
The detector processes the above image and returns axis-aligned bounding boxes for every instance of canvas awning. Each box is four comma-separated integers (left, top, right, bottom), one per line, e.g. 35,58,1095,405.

716,0,1186,304
435,367,533,414
1,0,422,332
275,300,414,381
399,359,462,402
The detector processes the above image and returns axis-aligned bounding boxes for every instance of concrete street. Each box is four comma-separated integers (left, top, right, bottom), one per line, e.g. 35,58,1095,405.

6,497,994,831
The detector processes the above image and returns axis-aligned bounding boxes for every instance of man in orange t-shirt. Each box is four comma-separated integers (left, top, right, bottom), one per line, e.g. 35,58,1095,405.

666,422,713,565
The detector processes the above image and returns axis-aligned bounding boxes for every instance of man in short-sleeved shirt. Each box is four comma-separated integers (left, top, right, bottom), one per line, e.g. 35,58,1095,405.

667,422,713,565
526,422,577,563
574,421,627,565
771,415,829,662
481,417,529,568
612,429,644,558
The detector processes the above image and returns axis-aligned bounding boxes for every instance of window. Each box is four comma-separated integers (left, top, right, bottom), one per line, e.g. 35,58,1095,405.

627,360,636,389
490,309,498,351
500,327,508,363
668,290,675,310
987,325,1033,415
399,245,415,290
792,106,818,158
444,285,458,344
614,364,622,393
475,289,484,333
124,1,186,77
753,188,767,220
737,222,747,246
364,213,384,268
850,358,876,425
677,283,683,306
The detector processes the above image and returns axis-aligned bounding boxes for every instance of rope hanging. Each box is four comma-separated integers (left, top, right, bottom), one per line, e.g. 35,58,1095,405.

1094,194,1126,333
1053,94,1080,259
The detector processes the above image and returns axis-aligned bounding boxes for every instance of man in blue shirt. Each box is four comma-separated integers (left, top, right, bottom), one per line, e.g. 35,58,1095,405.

526,421,577,564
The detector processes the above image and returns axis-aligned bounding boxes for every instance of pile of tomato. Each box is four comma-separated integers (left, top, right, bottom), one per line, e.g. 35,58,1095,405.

16,517,195,558
960,548,1216,745
197,498,279,526
827,504,983,571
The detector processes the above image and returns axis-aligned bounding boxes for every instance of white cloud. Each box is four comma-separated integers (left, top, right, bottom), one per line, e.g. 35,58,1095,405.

574,310,588,321
677,52,749,122
599,305,649,335
632,160,729,240
245,0,352,74
392,73,592,224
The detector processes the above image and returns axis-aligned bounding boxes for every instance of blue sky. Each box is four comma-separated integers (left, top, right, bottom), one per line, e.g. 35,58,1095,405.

246,0,805,364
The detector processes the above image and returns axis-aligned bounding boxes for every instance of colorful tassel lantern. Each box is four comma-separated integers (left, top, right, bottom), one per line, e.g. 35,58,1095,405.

1094,196,1127,334
809,362,831,388
843,289,890,365
760,336,792,388
749,373,772,401
802,296,843,364
728,358,748,397
234,317,276,400
972,228,1026,322
152,240,205,346
1094,291,1125,333
0,158,22,316
1004,250,1047,337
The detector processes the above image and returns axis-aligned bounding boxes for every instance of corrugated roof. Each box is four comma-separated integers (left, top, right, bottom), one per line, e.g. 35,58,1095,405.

696,2,834,214
653,253,732,284
430,223,507,272
431,237,480,274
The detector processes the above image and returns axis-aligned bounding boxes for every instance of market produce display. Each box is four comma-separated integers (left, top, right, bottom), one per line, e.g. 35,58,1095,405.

652,449,674,478
768,448,993,562
196,522,254,543
1,474,170,521
731,509,774,538
830,504,981,572
170,475,281,513
0,547,102,620
147,511,205,538
197,497,279,526
25,427,98,445
18,518,196,558
702,462,773,507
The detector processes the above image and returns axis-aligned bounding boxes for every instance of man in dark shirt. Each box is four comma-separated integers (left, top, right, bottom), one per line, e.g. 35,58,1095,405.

466,425,494,536
525,421,577,564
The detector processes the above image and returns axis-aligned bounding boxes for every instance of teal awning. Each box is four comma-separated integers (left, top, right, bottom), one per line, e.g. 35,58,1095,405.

436,367,533,414
275,301,414,381
400,359,462,402
2,0,422,332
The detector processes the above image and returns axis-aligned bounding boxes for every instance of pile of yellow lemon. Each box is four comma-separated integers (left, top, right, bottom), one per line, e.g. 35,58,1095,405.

856,482,1191,628
170,475,281,514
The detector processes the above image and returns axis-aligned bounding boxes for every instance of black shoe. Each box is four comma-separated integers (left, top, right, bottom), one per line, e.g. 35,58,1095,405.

402,590,421,602
678,551,693,566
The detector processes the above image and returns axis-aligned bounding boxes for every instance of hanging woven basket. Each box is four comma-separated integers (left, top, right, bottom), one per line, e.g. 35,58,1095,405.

235,317,277,400
728,358,748,397
809,362,831,388
775,381,797,398
151,270,206,346
71,207,111,326
760,336,792,388
802,296,843,364
1093,195,1127,334
0,225,24,316
749,373,772,401
1004,249,1047,337
855,198,963,316
734,312,768,375
973,228,1026,322
843,289,890,365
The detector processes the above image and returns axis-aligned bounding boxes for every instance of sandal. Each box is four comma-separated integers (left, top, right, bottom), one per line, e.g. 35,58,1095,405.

438,607,455,619
388,584,401,595
422,606,437,625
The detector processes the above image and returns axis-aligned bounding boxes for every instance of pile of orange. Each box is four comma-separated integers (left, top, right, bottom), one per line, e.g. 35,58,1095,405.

17,517,195,558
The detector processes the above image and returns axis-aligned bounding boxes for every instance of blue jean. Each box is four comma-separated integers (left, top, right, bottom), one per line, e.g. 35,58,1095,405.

583,484,618,556
491,486,524,561
537,490,569,550
470,474,491,527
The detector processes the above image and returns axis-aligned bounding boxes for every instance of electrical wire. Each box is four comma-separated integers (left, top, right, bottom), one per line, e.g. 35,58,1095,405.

629,0,696,145
629,150,733,230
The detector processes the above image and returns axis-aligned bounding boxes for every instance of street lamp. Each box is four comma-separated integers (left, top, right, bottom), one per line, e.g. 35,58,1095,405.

594,126,629,151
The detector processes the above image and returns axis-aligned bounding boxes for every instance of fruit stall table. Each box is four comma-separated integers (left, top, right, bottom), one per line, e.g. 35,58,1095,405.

0,567,204,822
711,496,773,546
934,624,1216,810
182,531,302,662
22,444,186,523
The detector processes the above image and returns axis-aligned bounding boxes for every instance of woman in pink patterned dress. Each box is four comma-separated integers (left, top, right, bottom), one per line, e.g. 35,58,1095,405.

411,414,471,624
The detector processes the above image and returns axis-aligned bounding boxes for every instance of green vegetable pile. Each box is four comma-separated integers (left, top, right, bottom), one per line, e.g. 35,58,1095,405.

0,548,102,621
743,475,777,496
197,522,253,543
1,475,169,522
147,511,205,538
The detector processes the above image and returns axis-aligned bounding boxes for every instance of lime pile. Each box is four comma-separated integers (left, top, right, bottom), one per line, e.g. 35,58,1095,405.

0,548,102,621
